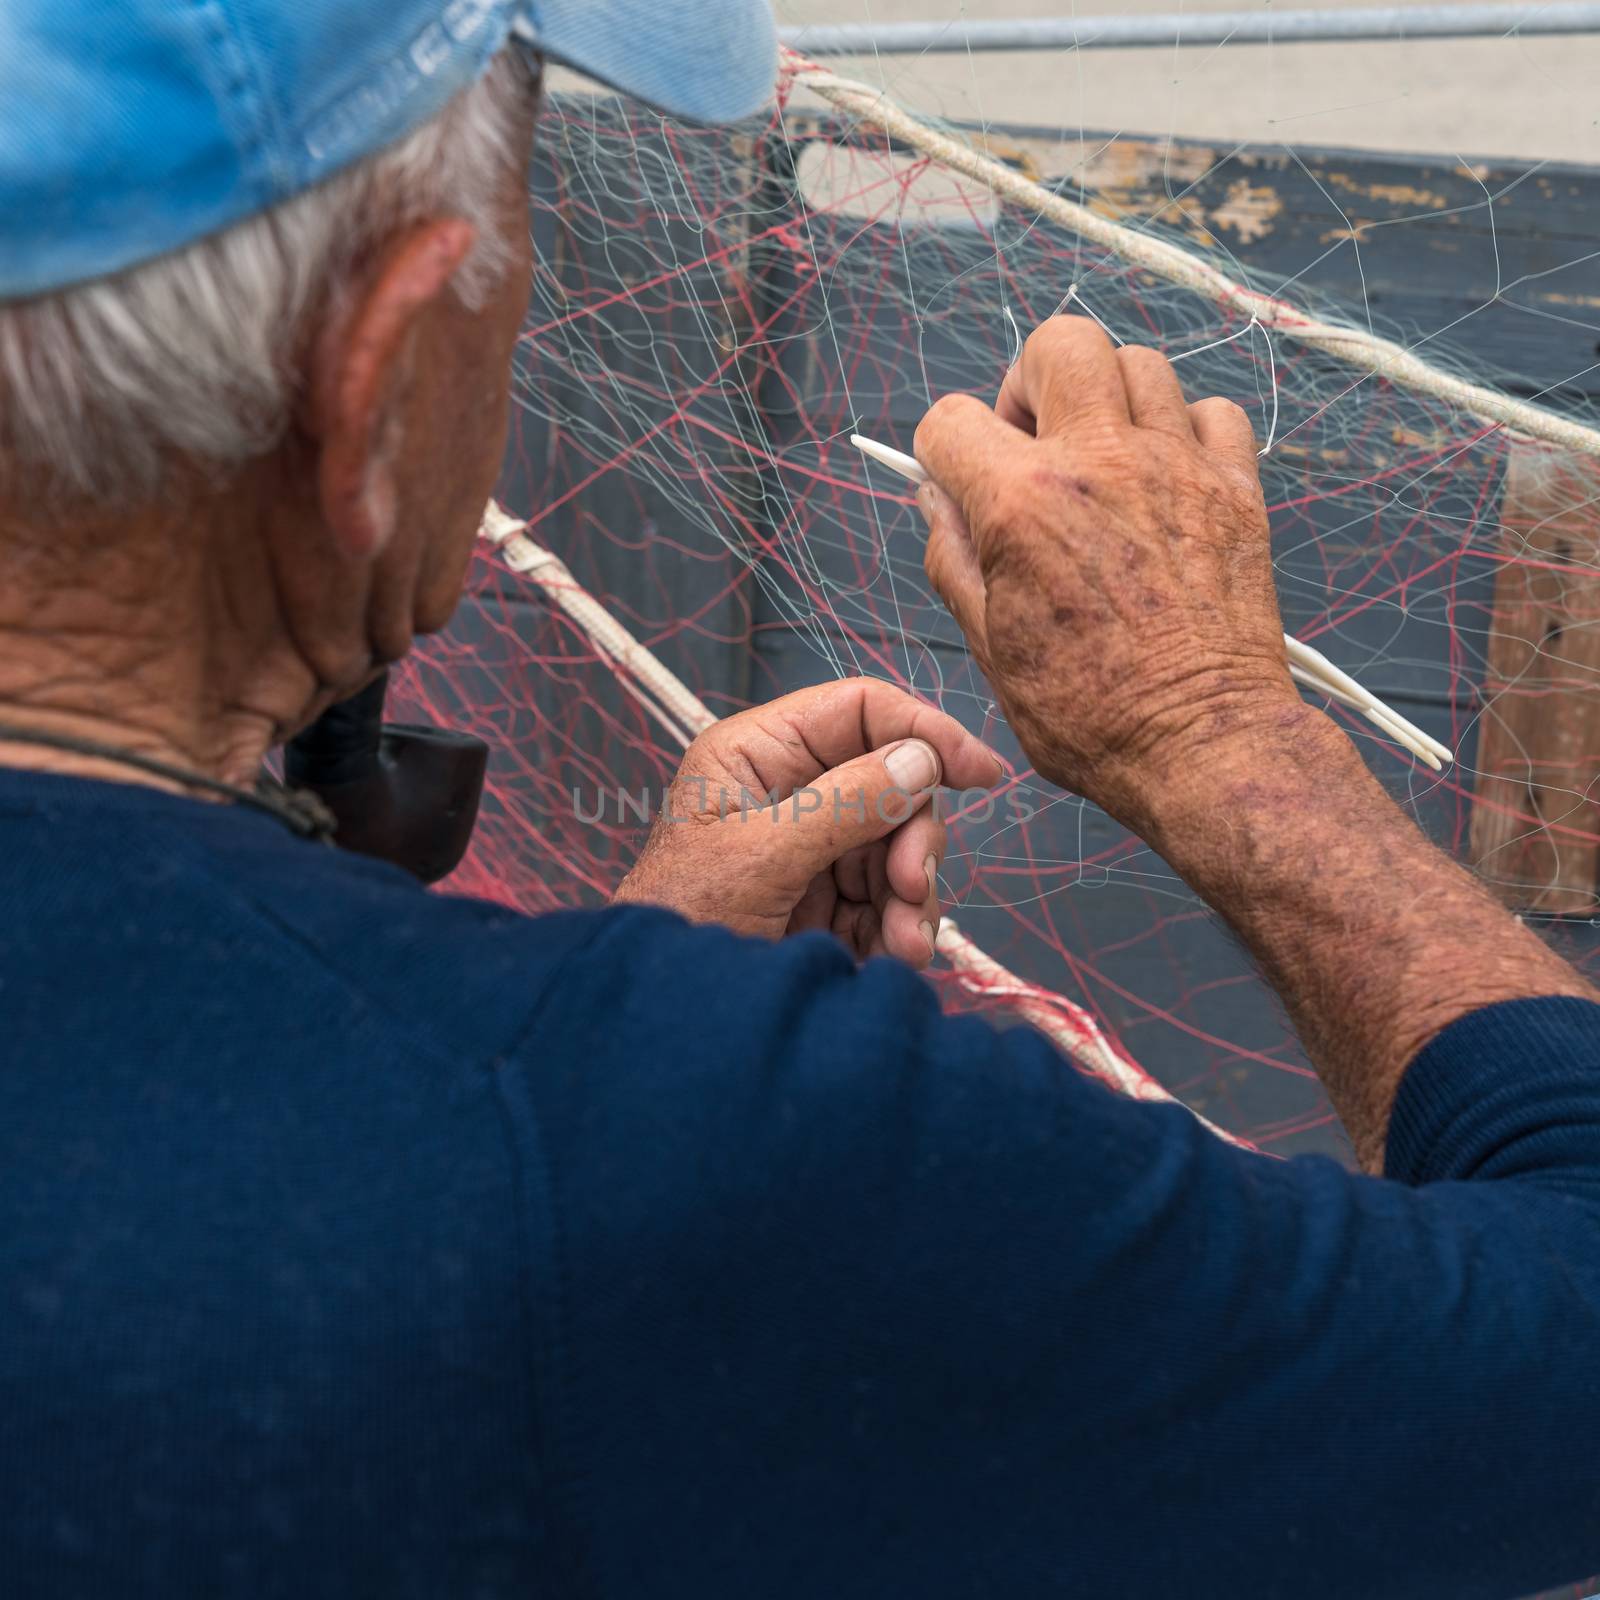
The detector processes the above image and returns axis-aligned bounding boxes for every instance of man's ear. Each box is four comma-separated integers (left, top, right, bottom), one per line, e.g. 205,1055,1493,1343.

303,219,477,562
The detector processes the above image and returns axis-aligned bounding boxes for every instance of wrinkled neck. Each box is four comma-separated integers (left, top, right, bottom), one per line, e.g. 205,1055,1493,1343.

0,485,312,793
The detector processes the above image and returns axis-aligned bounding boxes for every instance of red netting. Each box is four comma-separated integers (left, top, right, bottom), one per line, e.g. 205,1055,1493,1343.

393,78,1600,1162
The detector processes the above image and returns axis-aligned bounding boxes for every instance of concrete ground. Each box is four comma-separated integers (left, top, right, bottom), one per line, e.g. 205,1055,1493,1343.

774,0,1600,166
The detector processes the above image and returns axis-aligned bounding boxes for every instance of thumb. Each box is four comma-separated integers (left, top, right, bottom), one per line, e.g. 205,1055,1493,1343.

764,738,941,880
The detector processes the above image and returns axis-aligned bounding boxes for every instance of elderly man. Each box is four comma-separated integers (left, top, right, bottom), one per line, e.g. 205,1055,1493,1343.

1,2,1597,1597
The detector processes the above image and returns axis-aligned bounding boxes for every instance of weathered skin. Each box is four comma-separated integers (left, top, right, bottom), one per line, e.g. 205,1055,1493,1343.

914,316,1597,1170
615,677,1003,967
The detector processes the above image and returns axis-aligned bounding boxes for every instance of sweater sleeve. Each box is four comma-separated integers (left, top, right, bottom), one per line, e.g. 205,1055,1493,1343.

1386,994,1600,1195
508,909,1600,1600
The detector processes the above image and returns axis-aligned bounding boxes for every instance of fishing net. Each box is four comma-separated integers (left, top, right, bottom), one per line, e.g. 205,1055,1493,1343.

392,57,1600,1161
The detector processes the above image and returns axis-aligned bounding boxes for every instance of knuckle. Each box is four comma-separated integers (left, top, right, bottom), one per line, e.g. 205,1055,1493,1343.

1023,319,1062,361
1027,314,1104,359
915,392,985,451
1023,315,1114,380
1118,343,1168,375
1191,395,1250,429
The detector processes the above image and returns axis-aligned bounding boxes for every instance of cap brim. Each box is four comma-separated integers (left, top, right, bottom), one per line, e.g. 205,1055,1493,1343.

511,1,777,126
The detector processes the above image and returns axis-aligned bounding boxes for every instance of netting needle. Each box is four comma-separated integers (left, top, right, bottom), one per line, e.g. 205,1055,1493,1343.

850,432,1455,772
852,433,924,483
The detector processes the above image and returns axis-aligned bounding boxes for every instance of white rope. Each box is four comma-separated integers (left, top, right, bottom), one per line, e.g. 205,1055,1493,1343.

480,502,710,750
783,50,1600,463
479,500,1250,1149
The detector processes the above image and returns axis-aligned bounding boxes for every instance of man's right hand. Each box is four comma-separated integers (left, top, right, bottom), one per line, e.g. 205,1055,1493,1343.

913,316,1302,827
913,315,1597,1170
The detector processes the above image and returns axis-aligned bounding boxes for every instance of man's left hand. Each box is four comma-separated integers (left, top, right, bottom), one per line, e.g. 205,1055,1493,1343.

613,678,1002,967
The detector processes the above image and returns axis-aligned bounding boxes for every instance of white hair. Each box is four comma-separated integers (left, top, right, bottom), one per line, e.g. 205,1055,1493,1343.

0,50,533,504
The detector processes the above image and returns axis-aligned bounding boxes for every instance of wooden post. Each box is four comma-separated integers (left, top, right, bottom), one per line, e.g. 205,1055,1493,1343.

1469,447,1600,914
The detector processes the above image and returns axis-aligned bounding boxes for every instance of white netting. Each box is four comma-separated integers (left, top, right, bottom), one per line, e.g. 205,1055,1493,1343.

394,55,1600,1161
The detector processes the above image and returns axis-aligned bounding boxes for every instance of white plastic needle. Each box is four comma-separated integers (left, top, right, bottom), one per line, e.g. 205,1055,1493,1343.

851,432,926,484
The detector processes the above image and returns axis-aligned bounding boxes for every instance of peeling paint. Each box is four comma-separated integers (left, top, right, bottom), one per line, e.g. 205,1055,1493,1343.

1366,181,1450,209
1076,140,1219,193
1209,179,1282,244
1324,170,1450,210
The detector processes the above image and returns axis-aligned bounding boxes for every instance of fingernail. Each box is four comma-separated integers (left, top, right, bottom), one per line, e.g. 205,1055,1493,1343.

885,739,938,792
919,919,936,955
915,481,939,528
924,853,939,899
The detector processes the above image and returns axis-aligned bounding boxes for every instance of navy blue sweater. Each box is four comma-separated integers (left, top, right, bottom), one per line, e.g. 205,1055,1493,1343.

1,766,1597,1598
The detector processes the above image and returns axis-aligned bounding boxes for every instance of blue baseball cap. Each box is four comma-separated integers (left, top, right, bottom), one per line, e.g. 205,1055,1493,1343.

0,0,778,302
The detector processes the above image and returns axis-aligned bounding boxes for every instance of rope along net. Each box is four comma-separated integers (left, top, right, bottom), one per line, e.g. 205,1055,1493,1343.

393,57,1600,1159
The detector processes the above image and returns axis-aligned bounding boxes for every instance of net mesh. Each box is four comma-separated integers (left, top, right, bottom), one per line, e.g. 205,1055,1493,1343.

391,67,1600,1162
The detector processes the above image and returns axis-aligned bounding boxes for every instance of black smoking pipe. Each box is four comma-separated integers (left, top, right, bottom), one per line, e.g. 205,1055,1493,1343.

284,669,488,885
